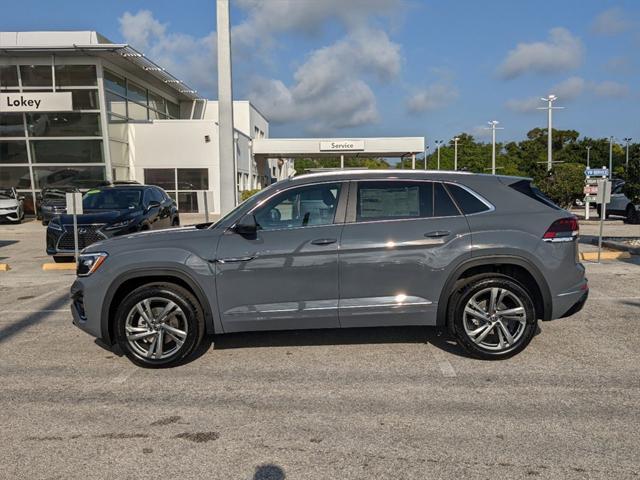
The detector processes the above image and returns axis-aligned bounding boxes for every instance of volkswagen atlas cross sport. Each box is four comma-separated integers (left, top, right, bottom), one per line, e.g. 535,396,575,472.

47,184,179,262
70,171,588,367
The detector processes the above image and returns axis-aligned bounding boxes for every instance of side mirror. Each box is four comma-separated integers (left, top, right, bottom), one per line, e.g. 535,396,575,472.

234,214,259,235
146,200,161,211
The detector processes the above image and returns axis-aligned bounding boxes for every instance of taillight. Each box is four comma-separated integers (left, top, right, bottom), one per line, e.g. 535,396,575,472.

543,217,579,242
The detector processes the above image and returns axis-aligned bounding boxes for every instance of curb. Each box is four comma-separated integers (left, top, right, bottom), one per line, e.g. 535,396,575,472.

580,251,631,261
0,264,10,272
589,238,640,255
42,263,76,271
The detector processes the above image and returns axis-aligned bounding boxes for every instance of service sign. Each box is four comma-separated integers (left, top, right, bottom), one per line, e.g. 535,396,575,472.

585,168,609,177
319,140,365,151
0,92,72,113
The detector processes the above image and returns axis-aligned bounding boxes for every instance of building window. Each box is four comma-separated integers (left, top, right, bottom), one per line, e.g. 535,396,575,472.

104,70,126,96
0,66,19,88
27,112,102,137
0,166,31,189
0,141,28,164
60,89,100,110
54,65,97,87
144,167,209,213
32,166,106,189
30,140,103,164
0,113,25,137
20,65,53,87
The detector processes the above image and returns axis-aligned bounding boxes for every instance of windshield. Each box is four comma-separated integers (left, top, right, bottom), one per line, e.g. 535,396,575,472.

42,189,72,201
0,189,15,199
82,189,142,210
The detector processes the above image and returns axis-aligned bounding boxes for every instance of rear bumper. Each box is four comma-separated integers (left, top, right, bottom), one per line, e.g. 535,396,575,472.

547,278,589,320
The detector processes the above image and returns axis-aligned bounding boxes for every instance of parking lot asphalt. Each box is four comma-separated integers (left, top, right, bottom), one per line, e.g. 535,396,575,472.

1,217,639,479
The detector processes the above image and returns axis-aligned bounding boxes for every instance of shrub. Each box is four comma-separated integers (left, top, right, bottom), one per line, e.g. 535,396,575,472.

538,163,585,208
240,189,261,202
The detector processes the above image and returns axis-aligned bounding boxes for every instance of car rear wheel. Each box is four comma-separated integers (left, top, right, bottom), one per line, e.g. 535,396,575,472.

448,274,537,360
625,205,639,224
115,283,205,368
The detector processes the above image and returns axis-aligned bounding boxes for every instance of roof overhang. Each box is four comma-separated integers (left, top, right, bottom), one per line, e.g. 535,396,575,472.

252,137,425,159
0,43,201,101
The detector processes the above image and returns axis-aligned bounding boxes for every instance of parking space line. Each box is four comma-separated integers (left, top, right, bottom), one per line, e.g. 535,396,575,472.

428,344,457,378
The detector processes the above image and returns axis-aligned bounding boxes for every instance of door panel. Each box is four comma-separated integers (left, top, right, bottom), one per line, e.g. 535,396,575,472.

215,181,346,333
338,180,472,328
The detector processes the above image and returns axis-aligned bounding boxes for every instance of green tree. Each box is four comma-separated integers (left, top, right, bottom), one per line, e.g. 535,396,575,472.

537,163,585,208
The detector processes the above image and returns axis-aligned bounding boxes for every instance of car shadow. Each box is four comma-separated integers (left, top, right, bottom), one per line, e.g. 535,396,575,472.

0,240,19,249
212,325,469,358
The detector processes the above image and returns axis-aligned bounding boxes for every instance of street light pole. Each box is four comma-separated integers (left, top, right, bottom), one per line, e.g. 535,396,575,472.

423,145,430,170
453,137,460,171
538,95,564,171
623,137,632,169
586,146,591,168
609,136,614,179
435,140,443,170
585,145,592,220
486,121,503,175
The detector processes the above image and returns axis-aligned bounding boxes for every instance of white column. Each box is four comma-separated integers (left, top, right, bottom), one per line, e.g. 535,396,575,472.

411,153,416,170
216,0,237,213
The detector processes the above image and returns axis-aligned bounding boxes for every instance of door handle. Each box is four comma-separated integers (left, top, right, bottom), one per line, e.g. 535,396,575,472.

424,230,451,238
311,238,337,246
216,255,256,264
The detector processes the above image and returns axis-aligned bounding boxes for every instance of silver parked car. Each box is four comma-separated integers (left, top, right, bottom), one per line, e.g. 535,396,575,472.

596,181,639,224
70,171,588,367
0,187,25,224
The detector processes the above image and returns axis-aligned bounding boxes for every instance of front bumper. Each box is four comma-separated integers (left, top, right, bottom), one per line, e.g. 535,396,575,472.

70,278,108,342
0,209,20,221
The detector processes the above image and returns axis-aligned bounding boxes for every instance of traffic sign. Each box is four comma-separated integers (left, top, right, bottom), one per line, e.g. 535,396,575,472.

585,168,609,177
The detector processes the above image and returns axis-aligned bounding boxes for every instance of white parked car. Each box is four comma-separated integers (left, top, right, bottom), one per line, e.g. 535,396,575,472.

0,187,25,224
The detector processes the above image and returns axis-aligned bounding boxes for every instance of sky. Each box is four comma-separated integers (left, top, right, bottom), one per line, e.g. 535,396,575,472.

3,0,639,146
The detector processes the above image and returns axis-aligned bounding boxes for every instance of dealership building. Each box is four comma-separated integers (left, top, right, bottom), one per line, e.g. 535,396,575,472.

0,31,424,214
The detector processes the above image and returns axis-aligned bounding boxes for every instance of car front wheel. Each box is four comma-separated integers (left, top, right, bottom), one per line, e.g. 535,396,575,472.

115,283,205,368
449,274,537,360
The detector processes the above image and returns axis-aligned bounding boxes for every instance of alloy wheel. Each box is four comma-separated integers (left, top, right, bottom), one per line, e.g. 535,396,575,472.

125,297,188,360
462,287,528,352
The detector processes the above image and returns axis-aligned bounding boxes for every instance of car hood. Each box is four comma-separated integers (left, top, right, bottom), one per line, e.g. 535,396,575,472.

57,209,141,225
0,198,19,209
85,225,223,261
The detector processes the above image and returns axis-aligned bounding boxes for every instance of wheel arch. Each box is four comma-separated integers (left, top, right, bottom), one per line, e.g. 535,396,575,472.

436,255,552,328
101,268,217,345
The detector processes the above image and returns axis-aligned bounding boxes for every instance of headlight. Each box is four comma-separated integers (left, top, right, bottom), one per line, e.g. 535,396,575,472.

77,252,108,277
48,219,63,231
104,219,134,231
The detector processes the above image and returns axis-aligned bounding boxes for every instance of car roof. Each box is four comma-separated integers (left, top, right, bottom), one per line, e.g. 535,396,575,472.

289,169,530,184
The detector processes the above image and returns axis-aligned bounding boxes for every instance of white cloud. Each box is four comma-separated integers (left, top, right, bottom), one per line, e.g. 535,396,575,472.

497,28,584,79
249,28,402,133
406,84,459,114
605,56,632,73
119,10,218,96
119,10,166,51
506,76,629,113
591,8,633,36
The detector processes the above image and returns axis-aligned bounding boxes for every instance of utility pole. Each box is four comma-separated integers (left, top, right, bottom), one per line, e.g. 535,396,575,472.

586,145,591,168
435,140,443,170
538,95,564,171
486,121,503,175
585,146,592,220
609,136,614,179
216,0,237,213
453,137,460,171
623,137,632,169
423,145,429,170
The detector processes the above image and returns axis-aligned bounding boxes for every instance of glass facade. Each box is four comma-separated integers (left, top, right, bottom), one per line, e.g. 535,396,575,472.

0,63,104,213
103,69,180,181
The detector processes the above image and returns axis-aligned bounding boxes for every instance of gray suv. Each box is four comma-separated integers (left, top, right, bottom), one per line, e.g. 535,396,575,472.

70,171,588,367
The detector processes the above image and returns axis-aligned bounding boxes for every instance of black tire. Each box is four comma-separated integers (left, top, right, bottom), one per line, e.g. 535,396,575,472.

115,283,205,368
42,220,48,226
596,206,610,219
53,255,73,263
172,217,180,227
625,205,639,224
448,274,537,360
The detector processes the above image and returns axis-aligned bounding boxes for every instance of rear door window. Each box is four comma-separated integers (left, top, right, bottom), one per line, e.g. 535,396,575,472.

356,181,433,221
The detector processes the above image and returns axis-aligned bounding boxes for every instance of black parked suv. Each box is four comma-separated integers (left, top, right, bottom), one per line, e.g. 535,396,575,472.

38,187,79,225
47,184,179,262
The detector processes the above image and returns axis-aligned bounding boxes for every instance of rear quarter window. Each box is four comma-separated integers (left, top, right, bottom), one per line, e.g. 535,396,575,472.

508,180,561,210
446,183,491,214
